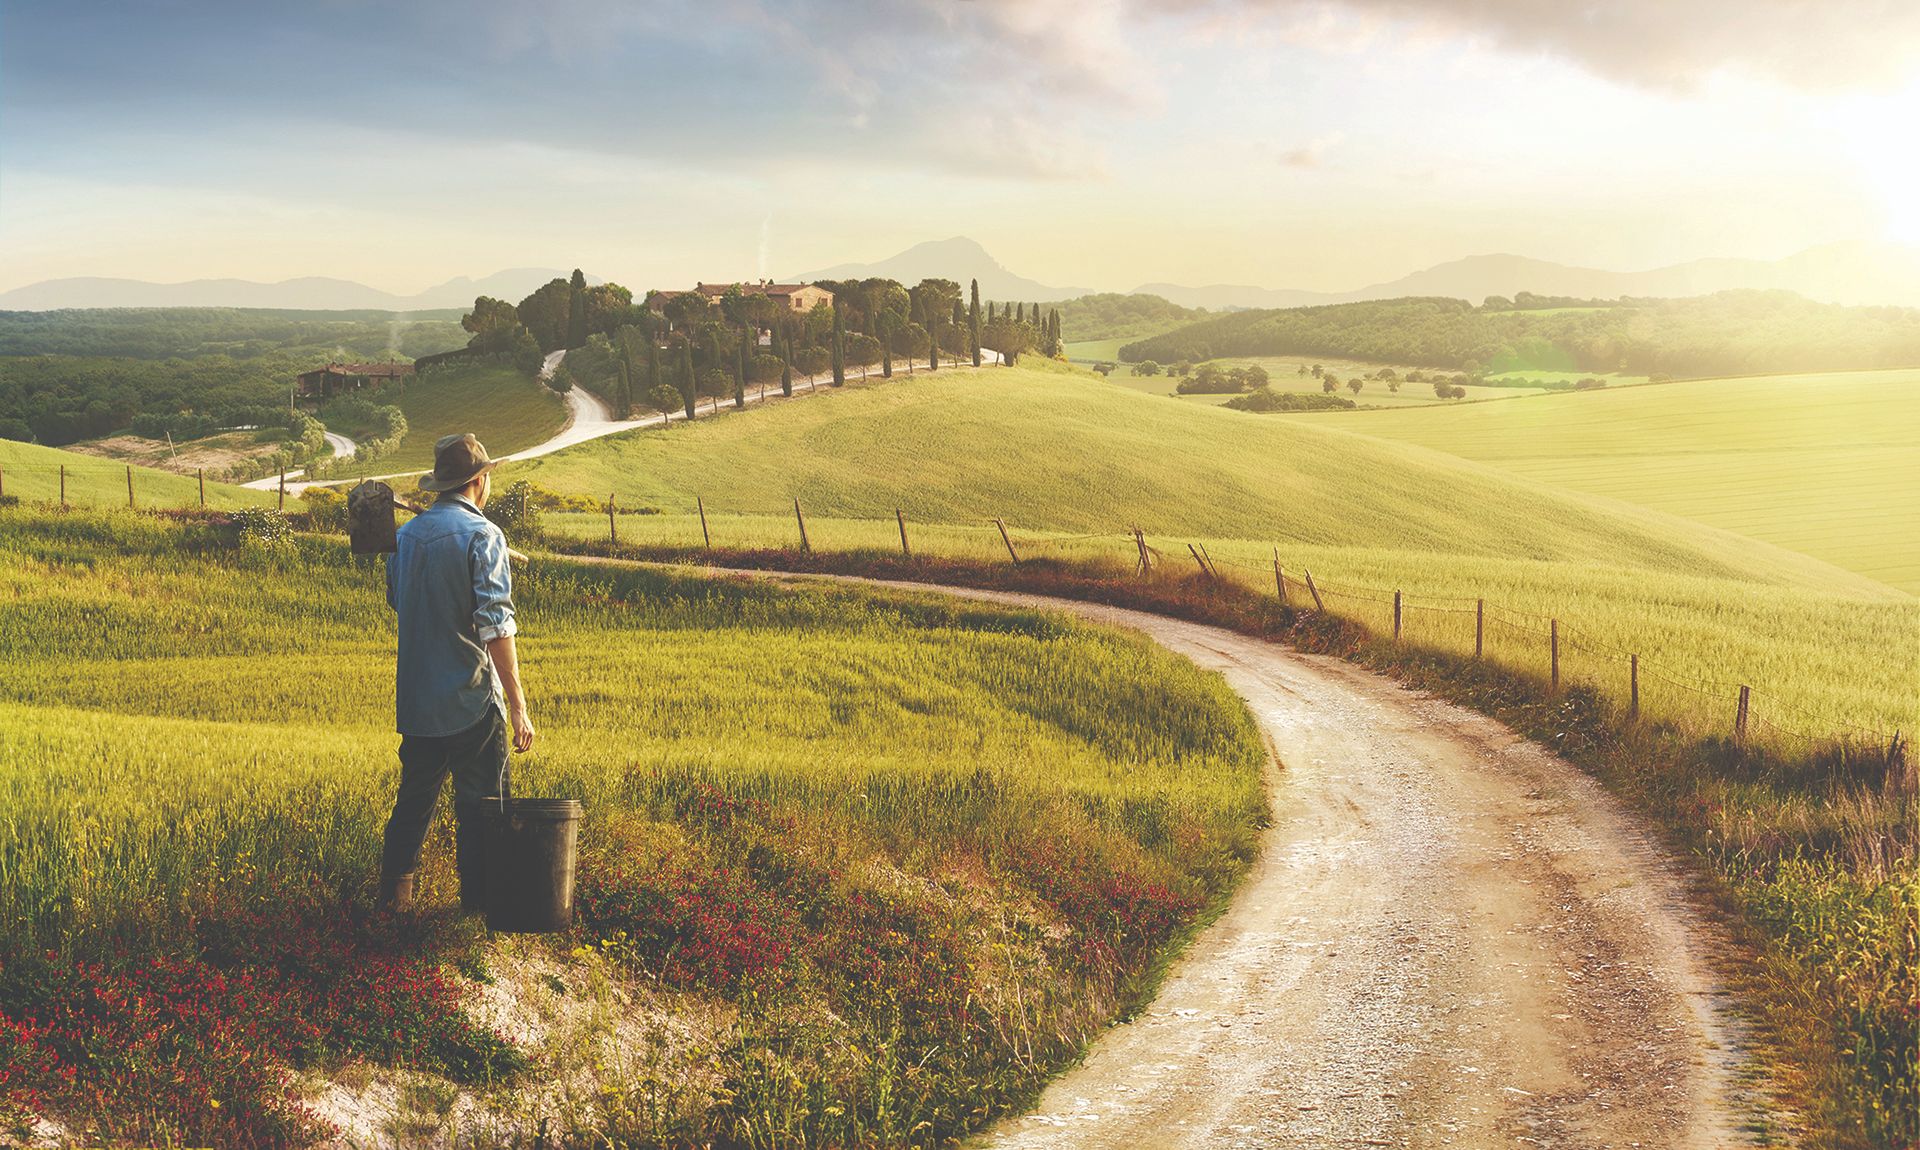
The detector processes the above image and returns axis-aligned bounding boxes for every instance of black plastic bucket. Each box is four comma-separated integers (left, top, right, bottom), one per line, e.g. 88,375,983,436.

483,798,582,933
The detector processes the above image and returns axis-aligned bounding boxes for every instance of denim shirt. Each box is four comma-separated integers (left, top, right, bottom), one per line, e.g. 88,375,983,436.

385,494,517,737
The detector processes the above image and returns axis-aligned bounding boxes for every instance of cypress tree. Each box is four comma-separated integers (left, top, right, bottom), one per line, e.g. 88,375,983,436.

880,315,893,378
567,268,588,349
779,326,794,397
678,339,696,420
648,336,661,405
969,279,982,367
734,330,748,408
615,358,632,418
1015,302,1024,325
831,305,846,387
927,315,938,372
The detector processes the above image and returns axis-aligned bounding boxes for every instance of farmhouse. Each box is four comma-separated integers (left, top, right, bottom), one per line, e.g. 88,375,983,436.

296,361,414,400
648,281,833,314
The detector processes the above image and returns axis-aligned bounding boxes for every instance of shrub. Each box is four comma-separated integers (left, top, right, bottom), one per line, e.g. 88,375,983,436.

226,508,293,549
298,487,346,533
484,479,543,541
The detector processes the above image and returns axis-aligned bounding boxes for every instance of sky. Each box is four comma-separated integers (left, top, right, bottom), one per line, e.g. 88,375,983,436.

5,0,1920,296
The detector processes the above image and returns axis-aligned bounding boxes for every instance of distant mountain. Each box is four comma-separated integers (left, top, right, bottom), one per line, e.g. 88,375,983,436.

1136,241,1920,311
792,237,1091,303
0,268,601,312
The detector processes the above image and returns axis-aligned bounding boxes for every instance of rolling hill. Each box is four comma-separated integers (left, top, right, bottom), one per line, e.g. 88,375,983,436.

505,362,1915,740
1311,369,1920,595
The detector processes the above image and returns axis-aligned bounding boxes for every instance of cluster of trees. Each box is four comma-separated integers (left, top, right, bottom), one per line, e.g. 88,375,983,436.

1176,362,1269,395
1050,293,1205,342
1224,388,1357,413
476,273,1052,422
1120,290,1920,378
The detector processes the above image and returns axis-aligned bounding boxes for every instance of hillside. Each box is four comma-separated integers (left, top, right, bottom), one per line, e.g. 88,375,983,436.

321,362,568,473
1313,369,1920,594
505,366,1881,595
1120,292,1920,378
0,438,271,508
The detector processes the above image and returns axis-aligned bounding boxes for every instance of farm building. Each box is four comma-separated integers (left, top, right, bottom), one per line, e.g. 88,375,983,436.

296,361,414,400
648,281,834,315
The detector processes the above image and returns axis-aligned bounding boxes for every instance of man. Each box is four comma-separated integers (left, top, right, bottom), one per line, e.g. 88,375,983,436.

377,433,536,913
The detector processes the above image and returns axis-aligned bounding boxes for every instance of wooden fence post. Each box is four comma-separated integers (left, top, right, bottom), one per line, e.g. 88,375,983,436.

278,469,286,511
1474,599,1484,659
896,508,910,557
1304,568,1325,613
198,468,206,508
1197,543,1219,579
1274,550,1286,605
697,496,711,548
1629,654,1640,720
1735,685,1750,742
1187,543,1213,579
1393,590,1402,641
1135,528,1152,576
0,464,5,500
794,498,811,552
1550,619,1560,691
608,493,618,544
60,465,67,507
127,465,134,509
995,518,1019,564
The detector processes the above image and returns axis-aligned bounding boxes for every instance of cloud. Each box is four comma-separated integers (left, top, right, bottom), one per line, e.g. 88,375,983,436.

1279,132,1346,168
1144,0,1920,90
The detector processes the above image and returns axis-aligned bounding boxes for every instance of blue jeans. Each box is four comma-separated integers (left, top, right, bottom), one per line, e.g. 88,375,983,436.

380,704,511,894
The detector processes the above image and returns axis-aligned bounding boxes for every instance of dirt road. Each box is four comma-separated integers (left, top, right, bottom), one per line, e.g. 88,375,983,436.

917,589,1767,1149
559,561,1775,1146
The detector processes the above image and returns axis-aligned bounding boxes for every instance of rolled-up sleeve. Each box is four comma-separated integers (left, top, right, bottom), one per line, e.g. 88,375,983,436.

470,528,517,642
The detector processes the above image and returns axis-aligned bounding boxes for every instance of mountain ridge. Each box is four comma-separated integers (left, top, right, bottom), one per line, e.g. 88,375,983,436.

0,268,602,312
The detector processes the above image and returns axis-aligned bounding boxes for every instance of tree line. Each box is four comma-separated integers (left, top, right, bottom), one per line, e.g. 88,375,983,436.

1119,290,1920,378
451,271,1063,421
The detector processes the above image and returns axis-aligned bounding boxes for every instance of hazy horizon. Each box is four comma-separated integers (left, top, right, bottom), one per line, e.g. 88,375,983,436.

6,1,1920,297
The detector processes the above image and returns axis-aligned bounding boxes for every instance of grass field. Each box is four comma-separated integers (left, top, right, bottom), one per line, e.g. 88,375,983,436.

1313,369,1920,594
0,438,272,509
322,363,567,475
0,507,1265,1145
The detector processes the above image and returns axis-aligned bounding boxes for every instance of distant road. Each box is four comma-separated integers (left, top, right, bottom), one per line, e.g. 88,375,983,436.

265,345,1001,495
323,430,356,461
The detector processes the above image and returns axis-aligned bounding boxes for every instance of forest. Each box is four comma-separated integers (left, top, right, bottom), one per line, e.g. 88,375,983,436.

0,309,468,445
1119,290,1920,377
1053,292,1207,341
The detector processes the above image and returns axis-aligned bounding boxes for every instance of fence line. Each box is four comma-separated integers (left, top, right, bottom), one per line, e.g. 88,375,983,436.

2,480,1906,760
531,495,1905,757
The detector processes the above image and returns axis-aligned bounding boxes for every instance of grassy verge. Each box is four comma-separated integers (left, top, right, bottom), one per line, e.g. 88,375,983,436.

542,533,1917,1149
0,507,1266,1145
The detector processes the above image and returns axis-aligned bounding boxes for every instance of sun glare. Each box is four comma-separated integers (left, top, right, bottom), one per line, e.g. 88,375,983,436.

1842,78,1920,245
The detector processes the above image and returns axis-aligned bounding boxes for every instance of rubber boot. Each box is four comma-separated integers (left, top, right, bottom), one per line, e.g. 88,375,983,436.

378,872,415,914
456,819,488,916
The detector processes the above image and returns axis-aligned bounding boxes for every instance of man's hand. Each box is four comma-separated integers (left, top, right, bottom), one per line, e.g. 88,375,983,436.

509,705,536,754
487,634,535,753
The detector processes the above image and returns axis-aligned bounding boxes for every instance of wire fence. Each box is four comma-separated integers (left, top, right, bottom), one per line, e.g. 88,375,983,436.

4,471,1909,765
0,461,285,509
561,500,1911,763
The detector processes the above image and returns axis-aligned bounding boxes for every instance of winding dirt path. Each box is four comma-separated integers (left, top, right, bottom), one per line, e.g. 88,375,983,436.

598,567,1772,1148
